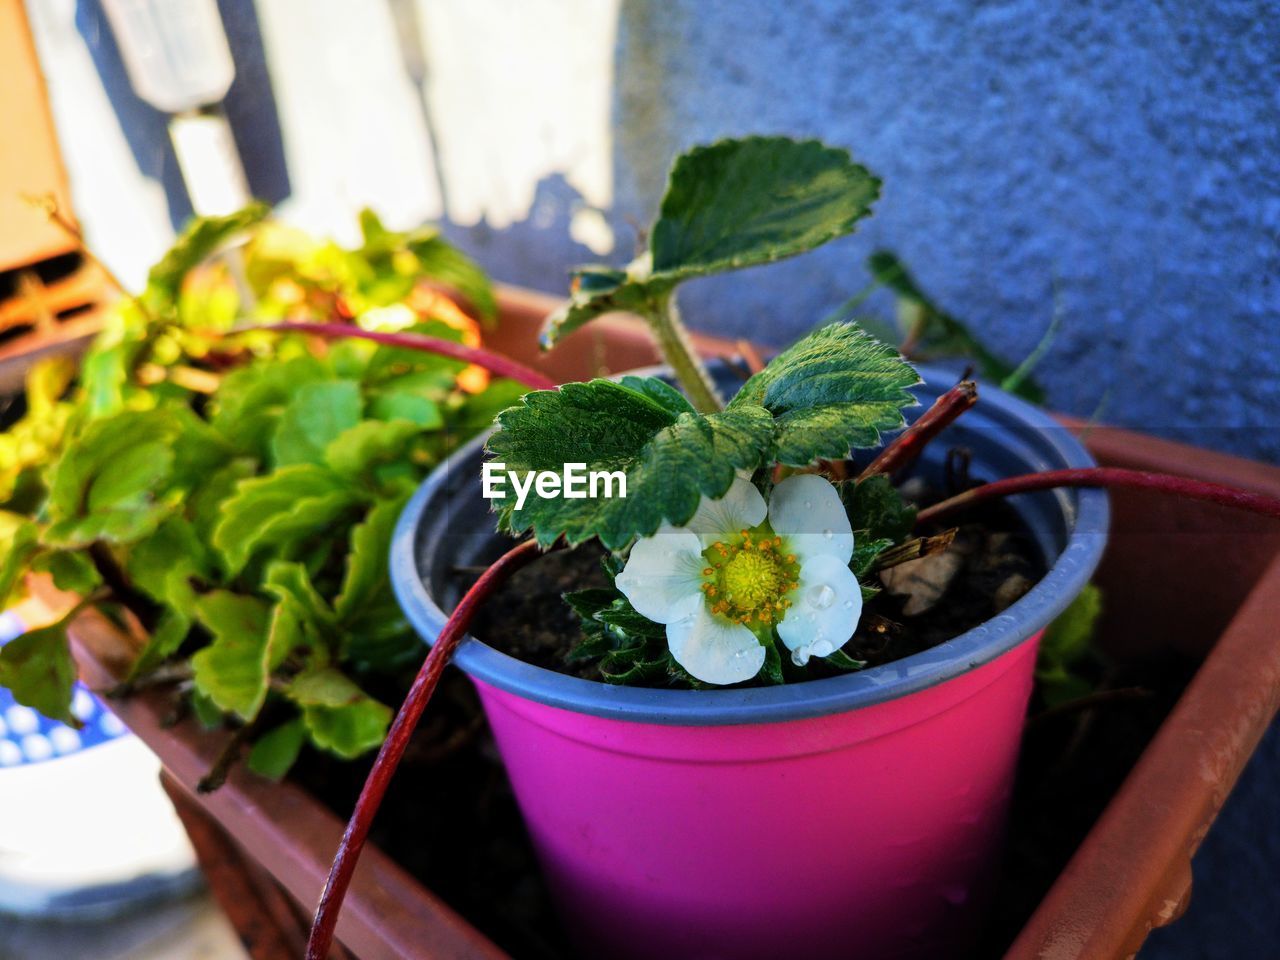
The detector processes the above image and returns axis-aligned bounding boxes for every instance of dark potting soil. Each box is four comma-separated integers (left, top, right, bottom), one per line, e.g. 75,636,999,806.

293,497,1198,959
466,496,1045,685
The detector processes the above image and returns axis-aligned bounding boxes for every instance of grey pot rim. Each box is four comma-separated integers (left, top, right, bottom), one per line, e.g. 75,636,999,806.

390,363,1110,726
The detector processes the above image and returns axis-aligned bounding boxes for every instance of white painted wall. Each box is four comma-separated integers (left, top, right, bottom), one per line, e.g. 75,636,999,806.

23,0,619,289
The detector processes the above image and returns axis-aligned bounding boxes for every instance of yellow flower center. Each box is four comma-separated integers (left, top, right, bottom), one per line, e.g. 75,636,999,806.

699,525,799,627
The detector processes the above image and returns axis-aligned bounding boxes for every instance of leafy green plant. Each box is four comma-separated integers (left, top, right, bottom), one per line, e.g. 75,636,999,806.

482,137,962,686
0,206,508,779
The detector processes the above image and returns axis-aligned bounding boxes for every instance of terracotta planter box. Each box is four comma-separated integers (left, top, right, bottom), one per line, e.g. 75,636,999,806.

63,288,1280,959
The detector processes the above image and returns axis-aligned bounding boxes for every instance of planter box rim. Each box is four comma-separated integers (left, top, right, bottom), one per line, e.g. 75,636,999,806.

390,362,1109,726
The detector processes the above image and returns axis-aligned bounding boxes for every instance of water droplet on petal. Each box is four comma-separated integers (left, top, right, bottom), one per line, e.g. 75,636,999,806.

843,600,855,609
822,528,834,540
807,584,837,609
803,500,813,509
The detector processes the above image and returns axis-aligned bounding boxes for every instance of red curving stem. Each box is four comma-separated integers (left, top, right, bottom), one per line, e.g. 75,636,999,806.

858,381,979,481
305,538,549,960
250,321,558,391
915,467,1280,527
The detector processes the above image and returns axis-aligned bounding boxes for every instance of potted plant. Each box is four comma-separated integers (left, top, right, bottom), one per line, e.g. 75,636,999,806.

0,202,554,784
272,135,1280,960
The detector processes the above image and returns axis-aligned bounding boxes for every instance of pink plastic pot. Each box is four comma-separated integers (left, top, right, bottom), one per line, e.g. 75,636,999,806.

392,365,1108,959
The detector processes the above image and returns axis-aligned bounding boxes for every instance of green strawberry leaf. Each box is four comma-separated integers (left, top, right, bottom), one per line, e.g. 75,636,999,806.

542,137,880,346
651,137,880,280
729,323,919,465
843,474,919,545
487,378,773,549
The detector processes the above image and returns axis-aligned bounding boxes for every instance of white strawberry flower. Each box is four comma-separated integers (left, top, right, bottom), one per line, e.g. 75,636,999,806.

615,474,862,684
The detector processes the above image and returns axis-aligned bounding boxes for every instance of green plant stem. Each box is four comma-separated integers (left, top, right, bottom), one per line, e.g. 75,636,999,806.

648,292,723,413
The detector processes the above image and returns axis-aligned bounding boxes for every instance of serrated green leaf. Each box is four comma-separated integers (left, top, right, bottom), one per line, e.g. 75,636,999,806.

843,475,919,544
143,203,270,313
287,667,391,759
247,717,307,781
617,375,696,417
45,409,188,546
262,561,336,654
324,419,422,479
272,380,362,467
652,137,880,279
488,378,773,549
335,495,407,621
850,537,895,578
0,619,78,725
190,591,274,721
595,599,666,638
212,465,357,576
729,323,919,465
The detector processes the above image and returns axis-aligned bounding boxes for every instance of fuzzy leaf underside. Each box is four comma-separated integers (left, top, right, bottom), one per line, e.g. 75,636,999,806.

487,378,772,549
730,323,920,465
541,137,881,347
539,274,659,348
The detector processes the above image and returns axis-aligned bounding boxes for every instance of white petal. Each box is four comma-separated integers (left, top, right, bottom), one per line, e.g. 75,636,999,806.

776,554,862,666
667,606,766,685
615,526,706,625
769,474,854,565
684,476,767,549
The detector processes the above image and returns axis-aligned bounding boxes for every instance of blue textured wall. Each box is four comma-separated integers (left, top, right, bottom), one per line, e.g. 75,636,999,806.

451,9,1280,953
458,0,1280,465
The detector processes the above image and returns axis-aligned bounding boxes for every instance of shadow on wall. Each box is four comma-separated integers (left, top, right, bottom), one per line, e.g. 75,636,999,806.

74,0,290,229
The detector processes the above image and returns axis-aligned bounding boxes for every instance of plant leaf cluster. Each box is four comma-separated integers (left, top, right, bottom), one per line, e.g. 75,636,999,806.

0,205,500,777
488,324,919,550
